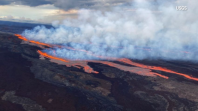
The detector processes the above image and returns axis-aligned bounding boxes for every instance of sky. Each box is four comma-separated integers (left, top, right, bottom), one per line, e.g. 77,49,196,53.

0,0,191,24
0,0,134,23
2,0,198,61
0,4,79,23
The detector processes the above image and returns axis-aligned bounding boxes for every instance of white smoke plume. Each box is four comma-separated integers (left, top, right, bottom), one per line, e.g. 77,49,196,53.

22,0,198,61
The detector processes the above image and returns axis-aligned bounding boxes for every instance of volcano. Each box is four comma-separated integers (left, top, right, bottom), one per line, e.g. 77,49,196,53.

1,21,198,111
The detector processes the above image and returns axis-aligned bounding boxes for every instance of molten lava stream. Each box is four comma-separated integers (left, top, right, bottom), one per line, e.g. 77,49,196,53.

15,34,52,47
13,34,169,79
15,34,197,81
118,58,198,81
37,50,69,63
37,50,99,74
15,34,117,60
37,49,168,79
94,60,169,79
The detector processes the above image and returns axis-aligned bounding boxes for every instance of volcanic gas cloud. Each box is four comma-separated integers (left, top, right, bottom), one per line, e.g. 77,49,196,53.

15,0,198,81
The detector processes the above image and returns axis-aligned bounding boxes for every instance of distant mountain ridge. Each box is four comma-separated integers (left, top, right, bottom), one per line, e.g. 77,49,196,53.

0,20,51,34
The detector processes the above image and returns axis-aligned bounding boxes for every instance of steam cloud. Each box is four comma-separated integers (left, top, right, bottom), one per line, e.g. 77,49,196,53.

22,0,198,61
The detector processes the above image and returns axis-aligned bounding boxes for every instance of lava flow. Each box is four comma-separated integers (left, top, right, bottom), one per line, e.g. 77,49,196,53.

37,50,69,63
15,34,198,81
38,49,167,78
15,34,52,47
37,50,99,74
118,58,198,81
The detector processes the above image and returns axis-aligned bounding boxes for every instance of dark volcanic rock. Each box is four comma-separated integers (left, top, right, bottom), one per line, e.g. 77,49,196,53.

0,30,198,111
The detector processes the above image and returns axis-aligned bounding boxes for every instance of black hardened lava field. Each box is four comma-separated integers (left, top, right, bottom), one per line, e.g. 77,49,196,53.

0,0,198,110
0,21,198,111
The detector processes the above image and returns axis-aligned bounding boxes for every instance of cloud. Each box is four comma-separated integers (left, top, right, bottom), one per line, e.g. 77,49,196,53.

0,0,147,10
0,0,51,6
37,9,78,23
21,0,198,61
48,0,129,10
0,4,66,23
18,0,51,6
0,15,34,23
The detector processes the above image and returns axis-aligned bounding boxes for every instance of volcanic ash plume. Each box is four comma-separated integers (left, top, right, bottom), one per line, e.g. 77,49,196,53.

22,0,198,61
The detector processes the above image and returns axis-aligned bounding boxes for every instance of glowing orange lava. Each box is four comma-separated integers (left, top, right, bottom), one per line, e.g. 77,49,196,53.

93,60,169,79
15,34,28,41
15,34,52,47
37,50,69,63
15,34,198,81
37,49,168,79
118,58,198,81
37,50,99,74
